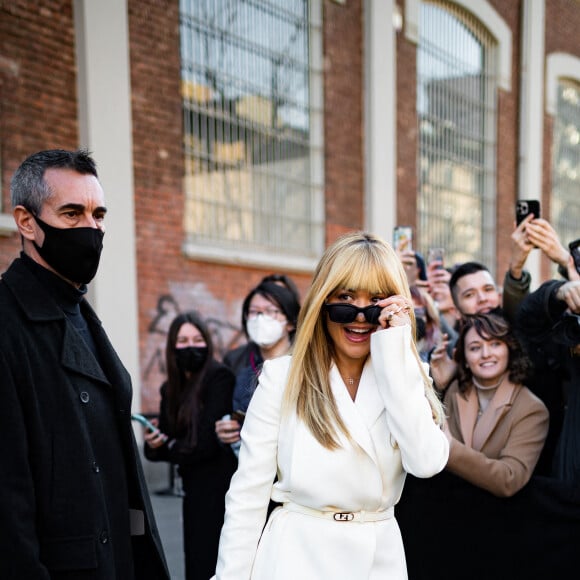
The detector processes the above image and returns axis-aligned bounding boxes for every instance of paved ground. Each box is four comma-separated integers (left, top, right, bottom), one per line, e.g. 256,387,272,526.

147,463,186,579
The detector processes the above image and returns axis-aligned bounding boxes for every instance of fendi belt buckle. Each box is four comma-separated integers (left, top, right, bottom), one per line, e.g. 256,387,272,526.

333,512,354,521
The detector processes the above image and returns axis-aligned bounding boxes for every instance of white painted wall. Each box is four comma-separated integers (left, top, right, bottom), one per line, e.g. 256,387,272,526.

518,0,546,288
74,0,141,399
365,0,398,243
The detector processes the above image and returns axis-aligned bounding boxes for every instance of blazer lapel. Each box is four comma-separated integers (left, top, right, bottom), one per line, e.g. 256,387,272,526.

330,362,382,464
82,302,134,407
456,388,478,448
61,321,111,385
354,360,384,429
472,379,517,451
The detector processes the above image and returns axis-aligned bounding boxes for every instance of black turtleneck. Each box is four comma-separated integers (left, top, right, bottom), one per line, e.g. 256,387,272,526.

20,252,99,357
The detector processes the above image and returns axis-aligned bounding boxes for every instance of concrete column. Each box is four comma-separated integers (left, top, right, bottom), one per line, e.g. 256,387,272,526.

365,0,398,242
518,0,546,288
74,0,141,395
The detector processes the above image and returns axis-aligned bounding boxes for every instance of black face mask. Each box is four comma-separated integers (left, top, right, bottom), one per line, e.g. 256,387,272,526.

175,347,208,374
32,214,104,284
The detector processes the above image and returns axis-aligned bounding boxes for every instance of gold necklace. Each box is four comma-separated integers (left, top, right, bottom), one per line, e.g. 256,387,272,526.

341,374,360,386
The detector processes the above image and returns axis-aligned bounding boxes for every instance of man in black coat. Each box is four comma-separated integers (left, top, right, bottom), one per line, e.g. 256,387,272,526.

515,255,580,483
0,149,169,579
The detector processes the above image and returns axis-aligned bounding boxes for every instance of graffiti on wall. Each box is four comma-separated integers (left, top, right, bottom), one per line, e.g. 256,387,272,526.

141,285,245,411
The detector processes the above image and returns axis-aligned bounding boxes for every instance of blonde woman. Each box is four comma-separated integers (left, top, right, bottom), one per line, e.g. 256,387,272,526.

212,232,448,580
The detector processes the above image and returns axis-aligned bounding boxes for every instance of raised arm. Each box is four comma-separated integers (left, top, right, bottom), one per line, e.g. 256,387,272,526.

445,394,549,497
371,325,449,478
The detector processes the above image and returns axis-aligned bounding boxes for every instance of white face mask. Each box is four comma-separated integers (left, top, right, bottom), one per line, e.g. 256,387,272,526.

247,315,286,347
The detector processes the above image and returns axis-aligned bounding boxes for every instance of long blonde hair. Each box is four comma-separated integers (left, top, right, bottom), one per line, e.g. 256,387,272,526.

282,231,444,449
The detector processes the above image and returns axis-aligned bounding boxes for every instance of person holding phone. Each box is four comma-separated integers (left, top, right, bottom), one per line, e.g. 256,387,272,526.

144,311,236,580
212,231,448,580
215,281,300,457
507,210,568,282
429,210,570,393
516,254,580,482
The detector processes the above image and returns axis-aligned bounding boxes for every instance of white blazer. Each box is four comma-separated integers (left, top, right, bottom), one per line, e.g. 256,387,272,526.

214,325,448,580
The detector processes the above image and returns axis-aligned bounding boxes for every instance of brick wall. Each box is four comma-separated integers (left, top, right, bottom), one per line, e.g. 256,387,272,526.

0,0,78,270
396,0,419,231
128,0,315,410
3,0,580,410
323,0,364,246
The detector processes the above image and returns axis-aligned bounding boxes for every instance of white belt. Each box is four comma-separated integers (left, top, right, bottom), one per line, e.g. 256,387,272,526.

282,502,394,523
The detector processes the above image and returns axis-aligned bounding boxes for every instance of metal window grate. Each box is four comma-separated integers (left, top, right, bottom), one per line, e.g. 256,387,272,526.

417,1,497,272
179,0,324,260
552,80,580,253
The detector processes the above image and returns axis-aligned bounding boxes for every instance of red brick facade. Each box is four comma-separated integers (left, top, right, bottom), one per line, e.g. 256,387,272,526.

2,0,580,410
323,0,365,243
0,1,78,268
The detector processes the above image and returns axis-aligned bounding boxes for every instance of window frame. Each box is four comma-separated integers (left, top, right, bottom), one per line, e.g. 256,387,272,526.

414,0,499,269
179,0,324,272
549,77,580,253
405,0,512,276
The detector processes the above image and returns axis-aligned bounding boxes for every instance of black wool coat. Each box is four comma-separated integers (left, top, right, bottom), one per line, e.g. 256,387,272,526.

0,257,169,580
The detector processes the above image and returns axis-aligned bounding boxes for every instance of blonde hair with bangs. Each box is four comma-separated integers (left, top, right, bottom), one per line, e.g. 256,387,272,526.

282,231,444,449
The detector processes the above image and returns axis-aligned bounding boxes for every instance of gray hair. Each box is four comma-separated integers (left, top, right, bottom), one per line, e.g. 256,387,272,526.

10,149,98,215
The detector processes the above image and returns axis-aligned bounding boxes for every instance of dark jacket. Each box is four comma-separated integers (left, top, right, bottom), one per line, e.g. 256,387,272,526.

502,268,531,324
398,471,580,580
515,279,580,482
144,361,236,475
0,257,169,580
222,341,262,376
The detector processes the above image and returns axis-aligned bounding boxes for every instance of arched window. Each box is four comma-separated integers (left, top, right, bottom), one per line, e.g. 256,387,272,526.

416,1,498,268
551,79,580,251
179,0,324,269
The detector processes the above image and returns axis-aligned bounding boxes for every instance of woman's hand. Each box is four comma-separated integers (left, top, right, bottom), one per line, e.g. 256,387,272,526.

144,418,168,448
376,294,413,329
429,334,457,391
215,417,242,445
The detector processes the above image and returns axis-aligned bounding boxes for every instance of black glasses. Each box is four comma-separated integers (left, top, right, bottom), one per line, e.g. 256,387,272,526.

324,303,381,325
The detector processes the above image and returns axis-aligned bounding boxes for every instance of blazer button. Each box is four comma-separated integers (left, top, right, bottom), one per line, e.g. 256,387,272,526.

99,530,109,544
92,462,100,473
80,391,90,403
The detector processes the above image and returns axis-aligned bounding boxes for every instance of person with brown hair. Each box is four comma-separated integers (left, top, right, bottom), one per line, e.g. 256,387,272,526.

444,312,549,497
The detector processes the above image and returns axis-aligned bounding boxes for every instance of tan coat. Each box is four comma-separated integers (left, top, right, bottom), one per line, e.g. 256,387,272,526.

444,377,549,497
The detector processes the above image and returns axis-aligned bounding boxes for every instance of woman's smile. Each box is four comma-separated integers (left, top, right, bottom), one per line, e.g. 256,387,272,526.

343,324,375,342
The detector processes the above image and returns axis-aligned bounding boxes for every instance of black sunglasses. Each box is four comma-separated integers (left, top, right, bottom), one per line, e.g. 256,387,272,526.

324,303,382,325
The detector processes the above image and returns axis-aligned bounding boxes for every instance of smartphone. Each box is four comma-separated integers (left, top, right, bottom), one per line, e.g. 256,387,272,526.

427,247,445,269
393,226,413,252
569,239,580,273
231,410,246,425
516,199,541,225
131,413,158,432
